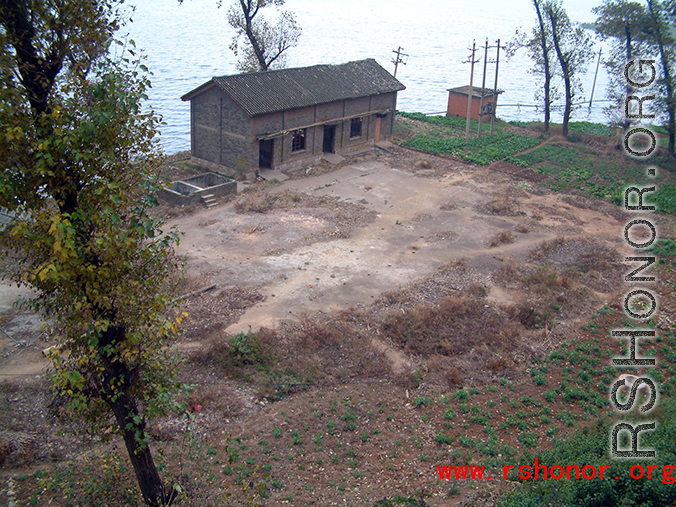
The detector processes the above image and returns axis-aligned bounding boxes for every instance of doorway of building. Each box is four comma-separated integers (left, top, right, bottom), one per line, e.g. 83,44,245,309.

259,139,273,169
323,125,335,153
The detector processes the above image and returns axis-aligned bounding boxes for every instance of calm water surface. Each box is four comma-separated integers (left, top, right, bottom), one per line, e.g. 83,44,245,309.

125,0,613,154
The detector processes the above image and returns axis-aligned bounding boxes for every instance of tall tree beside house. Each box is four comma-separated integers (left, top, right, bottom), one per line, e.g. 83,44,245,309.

227,0,302,73
508,0,558,133
544,0,594,138
593,0,652,128
0,2,183,506
645,0,676,155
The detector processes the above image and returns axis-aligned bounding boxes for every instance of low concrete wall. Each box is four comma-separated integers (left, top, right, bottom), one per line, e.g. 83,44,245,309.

189,156,252,180
158,172,237,205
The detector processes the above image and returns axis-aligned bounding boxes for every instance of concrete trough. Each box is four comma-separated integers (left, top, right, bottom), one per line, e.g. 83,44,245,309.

158,172,237,205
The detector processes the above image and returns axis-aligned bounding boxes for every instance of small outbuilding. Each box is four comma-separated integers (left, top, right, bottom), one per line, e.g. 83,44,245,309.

181,59,405,178
446,86,498,122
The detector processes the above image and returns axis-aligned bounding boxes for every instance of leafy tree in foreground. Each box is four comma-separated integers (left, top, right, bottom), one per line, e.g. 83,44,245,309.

0,1,183,505
226,0,302,72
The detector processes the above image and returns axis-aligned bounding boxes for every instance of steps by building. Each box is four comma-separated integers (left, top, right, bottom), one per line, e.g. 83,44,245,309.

258,169,289,182
322,152,345,165
201,194,218,208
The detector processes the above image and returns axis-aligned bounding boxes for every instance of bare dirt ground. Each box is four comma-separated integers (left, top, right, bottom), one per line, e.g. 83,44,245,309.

3,142,673,507
168,145,630,339
0,146,631,380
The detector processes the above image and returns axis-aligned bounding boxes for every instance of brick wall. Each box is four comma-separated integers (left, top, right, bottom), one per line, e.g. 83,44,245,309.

191,86,251,171
446,91,496,122
191,89,400,176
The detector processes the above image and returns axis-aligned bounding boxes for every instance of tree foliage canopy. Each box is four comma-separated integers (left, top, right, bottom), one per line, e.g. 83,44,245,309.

1,1,183,505
593,0,676,154
226,0,302,72
594,0,656,128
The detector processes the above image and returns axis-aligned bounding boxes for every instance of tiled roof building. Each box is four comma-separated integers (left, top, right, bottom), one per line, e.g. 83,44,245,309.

182,59,405,177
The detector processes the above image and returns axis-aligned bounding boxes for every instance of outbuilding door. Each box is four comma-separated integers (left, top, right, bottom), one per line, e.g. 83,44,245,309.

323,125,335,153
259,139,273,169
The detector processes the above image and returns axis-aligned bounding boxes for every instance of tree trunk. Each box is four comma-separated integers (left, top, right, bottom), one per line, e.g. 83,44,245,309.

534,0,551,132
1,0,63,117
241,0,268,71
561,72,572,137
100,324,168,507
623,26,633,130
108,389,167,507
656,43,675,154
547,5,571,137
544,66,551,132
647,0,675,155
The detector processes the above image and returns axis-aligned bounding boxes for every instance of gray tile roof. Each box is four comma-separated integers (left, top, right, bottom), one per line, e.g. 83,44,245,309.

182,59,405,117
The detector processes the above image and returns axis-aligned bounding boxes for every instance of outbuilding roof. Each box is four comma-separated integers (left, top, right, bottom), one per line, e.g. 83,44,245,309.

181,59,405,117
447,86,501,99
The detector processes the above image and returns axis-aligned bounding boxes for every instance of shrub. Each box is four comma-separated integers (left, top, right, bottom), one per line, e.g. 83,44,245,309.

435,432,453,445
199,330,274,369
454,389,470,401
413,397,432,408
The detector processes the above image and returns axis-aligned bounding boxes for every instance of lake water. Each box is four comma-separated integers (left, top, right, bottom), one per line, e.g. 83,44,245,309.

125,0,614,154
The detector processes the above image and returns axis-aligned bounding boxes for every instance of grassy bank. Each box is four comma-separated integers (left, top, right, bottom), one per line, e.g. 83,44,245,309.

395,112,676,213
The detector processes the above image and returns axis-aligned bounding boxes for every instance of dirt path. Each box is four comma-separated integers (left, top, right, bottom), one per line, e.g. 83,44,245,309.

0,283,50,377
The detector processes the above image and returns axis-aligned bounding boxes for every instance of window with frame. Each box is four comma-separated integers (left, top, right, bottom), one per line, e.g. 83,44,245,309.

291,129,306,152
350,117,363,138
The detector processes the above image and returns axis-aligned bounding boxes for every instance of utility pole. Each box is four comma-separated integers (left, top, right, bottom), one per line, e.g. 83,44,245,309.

589,48,602,109
477,39,490,139
464,40,478,142
392,46,408,78
489,39,505,136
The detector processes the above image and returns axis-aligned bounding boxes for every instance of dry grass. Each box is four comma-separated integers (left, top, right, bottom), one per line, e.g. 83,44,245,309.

573,241,620,274
526,265,572,294
177,286,265,342
500,257,518,275
480,188,524,216
191,310,390,400
382,295,520,359
233,191,279,213
529,236,566,260
488,230,516,248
